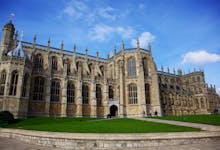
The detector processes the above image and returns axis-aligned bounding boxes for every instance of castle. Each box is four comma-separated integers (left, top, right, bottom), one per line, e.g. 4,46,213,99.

0,19,219,118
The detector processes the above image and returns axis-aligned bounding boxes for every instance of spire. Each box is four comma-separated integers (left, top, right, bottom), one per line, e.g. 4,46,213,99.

122,40,124,56
32,34,37,49
96,51,99,61
173,68,176,75
33,34,37,43
15,31,18,40
85,48,88,60
161,66,164,72
167,67,170,74
137,38,140,51
47,37,50,48
9,13,15,23
73,44,76,55
148,42,152,55
178,68,182,76
61,40,64,51
114,46,116,56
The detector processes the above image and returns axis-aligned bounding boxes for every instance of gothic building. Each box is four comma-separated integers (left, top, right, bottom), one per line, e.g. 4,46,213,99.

0,19,219,118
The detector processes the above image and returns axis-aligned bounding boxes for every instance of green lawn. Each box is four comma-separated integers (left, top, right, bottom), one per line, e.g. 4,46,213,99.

150,114,220,126
2,117,200,133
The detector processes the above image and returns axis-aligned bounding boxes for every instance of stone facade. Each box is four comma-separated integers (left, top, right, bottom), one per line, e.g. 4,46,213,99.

0,20,219,118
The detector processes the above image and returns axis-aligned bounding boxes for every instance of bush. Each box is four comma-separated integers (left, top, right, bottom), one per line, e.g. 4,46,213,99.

0,111,15,126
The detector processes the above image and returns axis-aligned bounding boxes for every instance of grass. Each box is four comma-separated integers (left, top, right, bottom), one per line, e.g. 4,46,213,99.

149,114,220,126
2,117,200,133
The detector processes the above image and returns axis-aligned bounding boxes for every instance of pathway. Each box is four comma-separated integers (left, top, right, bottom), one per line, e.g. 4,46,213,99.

133,117,220,131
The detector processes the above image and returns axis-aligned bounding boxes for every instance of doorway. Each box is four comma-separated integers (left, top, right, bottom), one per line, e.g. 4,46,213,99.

110,105,118,117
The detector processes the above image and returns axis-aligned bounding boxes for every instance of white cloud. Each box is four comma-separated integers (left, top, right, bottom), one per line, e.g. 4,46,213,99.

63,1,88,18
182,50,220,65
116,27,134,39
89,24,114,41
131,32,156,48
99,6,117,20
89,24,135,42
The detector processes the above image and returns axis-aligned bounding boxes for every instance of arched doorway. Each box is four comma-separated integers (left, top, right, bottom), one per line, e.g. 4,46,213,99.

110,105,118,117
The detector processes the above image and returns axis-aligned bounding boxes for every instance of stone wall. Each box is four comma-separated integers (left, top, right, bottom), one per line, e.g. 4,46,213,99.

0,128,220,149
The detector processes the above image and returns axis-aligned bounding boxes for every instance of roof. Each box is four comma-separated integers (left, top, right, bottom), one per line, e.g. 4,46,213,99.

7,41,29,60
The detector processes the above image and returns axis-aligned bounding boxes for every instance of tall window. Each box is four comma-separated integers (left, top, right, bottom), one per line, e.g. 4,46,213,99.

34,54,43,72
52,56,58,71
22,74,29,97
50,79,60,101
67,81,75,103
142,58,148,77
127,58,136,77
128,83,138,104
9,70,18,96
96,84,102,106
0,70,6,95
33,77,44,101
82,84,89,104
109,85,114,99
67,62,71,75
145,84,150,104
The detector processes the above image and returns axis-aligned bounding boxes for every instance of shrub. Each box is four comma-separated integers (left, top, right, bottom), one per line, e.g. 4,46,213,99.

0,111,15,126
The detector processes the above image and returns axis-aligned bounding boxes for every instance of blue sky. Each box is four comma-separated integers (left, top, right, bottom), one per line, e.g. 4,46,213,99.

0,0,220,95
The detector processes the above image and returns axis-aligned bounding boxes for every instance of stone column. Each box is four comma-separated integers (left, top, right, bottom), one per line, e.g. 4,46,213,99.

17,69,24,98
60,63,67,117
136,53,146,117
76,65,82,117
61,79,67,117
90,79,97,117
103,81,109,116
149,61,162,116
45,77,51,117
44,54,51,117
119,60,125,117
24,73,31,118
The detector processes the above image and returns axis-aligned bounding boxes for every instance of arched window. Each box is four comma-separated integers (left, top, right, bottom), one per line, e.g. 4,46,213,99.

109,85,114,99
0,70,6,95
100,66,104,76
22,73,29,97
96,84,102,106
128,83,137,104
82,84,89,104
88,63,93,73
50,79,60,101
142,58,148,77
9,70,18,96
33,77,44,101
145,84,150,104
67,62,71,75
127,58,136,77
34,54,43,72
52,56,58,71
197,76,200,82
67,81,75,103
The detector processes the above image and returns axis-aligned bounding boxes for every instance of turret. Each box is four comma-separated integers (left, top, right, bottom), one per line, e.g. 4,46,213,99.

1,14,15,52
178,69,182,76
121,40,124,56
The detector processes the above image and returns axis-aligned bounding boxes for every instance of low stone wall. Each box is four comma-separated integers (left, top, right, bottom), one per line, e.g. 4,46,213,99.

0,128,220,149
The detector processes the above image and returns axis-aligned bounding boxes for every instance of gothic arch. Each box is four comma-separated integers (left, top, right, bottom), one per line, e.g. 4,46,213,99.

0,70,6,95
9,70,18,96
